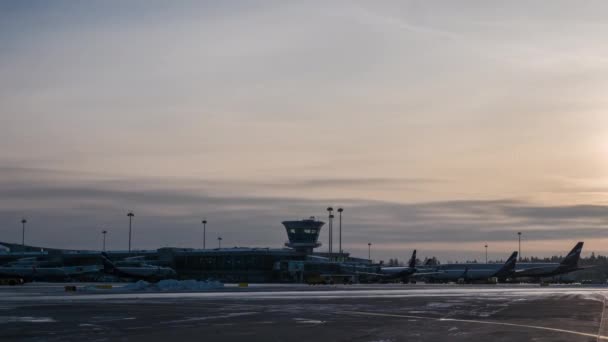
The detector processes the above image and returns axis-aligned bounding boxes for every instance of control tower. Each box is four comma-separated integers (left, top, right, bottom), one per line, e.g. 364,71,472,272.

282,217,324,254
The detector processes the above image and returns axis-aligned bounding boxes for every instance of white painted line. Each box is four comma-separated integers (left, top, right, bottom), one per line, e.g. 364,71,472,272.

597,295,608,342
339,310,608,340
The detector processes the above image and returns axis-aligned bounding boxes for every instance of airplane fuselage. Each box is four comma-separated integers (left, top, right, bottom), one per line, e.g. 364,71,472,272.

105,264,177,281
424,262,579,282
0,264,102,281
514,263,577,278
426,263,502,282
380,266,415,277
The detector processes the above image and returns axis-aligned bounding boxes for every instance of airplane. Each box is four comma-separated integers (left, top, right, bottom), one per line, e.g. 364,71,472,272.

100,252,177,282
424,251,518,283
378,250,422,279
359,250,440,283
514,242,590,278
0,257,100,282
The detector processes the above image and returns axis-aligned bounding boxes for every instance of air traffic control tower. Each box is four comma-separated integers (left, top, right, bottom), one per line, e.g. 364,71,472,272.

282,217,324,254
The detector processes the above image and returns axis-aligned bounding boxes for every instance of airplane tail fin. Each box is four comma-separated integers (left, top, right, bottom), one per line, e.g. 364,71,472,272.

408,250,417,268
460,266,470,281
560,242,584,268
100,252,117,273
493,251,518,278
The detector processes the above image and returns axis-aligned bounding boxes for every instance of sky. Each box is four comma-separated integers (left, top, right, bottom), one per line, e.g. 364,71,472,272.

1,1,608,262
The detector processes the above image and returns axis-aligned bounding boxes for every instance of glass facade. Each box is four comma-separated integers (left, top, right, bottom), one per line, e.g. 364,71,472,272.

282,219,324,253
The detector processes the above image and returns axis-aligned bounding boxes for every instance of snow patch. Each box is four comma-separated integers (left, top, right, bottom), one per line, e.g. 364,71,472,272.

575,292,606,302
293,318,326,324
0,316,56,323
165,312,257,324
426,302,456,308
93,317,136,323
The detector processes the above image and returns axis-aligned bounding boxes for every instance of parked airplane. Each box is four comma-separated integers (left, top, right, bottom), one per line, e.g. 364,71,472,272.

514,242,589,278
378,250,422,279
100,252,176,281
360,250,440,282
0,257,100,282
425,251,518,283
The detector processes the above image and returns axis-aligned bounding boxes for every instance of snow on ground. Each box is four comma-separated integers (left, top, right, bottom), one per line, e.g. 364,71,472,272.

3,283,608,302
0,316,56,323
293,317,326,324
164,312,257,324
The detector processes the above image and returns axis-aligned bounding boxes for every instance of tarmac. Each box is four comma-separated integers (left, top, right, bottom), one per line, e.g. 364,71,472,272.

1,283,607,341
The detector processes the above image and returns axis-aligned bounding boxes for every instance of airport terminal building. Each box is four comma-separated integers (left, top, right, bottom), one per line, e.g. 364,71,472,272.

0,218,374,283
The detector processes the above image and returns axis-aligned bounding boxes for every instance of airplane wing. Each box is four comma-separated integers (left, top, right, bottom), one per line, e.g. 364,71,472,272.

513,263,593,274
356,270,445,279
355,271,390,277
571,265,597,272
123,256,147,261
514,265,559,277
514,266,544,274
410,271,445,277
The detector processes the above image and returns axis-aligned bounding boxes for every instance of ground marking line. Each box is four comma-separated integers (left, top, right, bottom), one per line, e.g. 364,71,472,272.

598,295,608,342
339,310,608,340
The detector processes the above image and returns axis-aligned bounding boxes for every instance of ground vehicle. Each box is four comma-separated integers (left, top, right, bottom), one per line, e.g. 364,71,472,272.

0,277,24,286
305,273,355,285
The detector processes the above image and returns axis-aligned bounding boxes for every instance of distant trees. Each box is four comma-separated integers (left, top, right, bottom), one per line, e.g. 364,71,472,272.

387,258,401,266
422,256,440,266
384,256,442,266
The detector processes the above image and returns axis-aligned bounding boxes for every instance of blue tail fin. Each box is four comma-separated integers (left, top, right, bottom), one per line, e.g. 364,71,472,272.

408,250,417,268
560,242,584,268
100,252,117,273
493,251,518,278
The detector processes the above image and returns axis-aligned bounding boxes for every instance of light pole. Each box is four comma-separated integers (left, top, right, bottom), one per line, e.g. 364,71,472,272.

202,219,207,249
218,236,222,249
102,230,107,251
485,244,488,264
20,218,27,247
368,242,372,261
329,214,335,258
326,207,333,257
517,232,522,261
337,208,343,256
127,212,134,253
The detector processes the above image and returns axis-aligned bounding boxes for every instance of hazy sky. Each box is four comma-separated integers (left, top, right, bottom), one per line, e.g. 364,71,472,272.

2,1,608,261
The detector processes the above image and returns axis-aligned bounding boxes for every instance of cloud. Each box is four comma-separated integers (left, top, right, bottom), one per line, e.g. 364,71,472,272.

2,2,608,260
1,169,607,261
290,177,441,188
